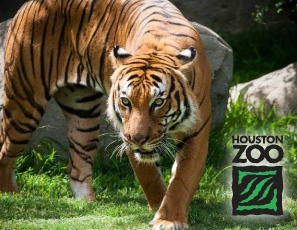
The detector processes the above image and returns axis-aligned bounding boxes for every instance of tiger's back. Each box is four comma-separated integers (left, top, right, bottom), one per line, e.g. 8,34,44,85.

1,0,211,229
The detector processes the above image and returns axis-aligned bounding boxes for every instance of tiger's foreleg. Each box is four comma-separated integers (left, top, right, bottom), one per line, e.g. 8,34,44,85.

54,86,103,201
127,150,167,210
151,115,211,229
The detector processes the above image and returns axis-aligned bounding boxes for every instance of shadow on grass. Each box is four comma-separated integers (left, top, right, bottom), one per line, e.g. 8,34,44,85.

188,198,294,230
0,192,148,220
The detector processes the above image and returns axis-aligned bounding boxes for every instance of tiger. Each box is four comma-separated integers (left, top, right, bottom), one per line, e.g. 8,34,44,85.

0,0,212,229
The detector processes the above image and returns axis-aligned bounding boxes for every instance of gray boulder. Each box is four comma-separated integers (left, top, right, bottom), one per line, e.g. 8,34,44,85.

230,62,297,116
0,19,233,154
194,23,233,130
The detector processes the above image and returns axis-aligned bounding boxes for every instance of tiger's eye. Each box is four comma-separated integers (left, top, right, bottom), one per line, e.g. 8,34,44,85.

155,98,164,106
121,97,131,106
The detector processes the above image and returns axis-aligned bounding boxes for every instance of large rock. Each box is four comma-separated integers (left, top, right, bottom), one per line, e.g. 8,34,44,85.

194,23,233,130
0,19,233,155
230,62,297,116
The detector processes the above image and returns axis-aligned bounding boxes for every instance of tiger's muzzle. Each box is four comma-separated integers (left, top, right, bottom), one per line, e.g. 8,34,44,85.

122,132,164,163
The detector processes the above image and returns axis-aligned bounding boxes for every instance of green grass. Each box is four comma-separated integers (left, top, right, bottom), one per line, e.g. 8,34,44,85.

1,24,297,229
1,104,297,230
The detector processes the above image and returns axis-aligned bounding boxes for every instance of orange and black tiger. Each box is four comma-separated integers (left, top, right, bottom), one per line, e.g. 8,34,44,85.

0,0,211,229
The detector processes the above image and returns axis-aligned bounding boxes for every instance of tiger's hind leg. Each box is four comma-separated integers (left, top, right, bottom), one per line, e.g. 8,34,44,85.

0,155,18,193
0,92,47,193
54,85,103,201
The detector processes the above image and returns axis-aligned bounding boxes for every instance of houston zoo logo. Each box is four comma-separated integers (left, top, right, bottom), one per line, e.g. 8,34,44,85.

231,135,284,215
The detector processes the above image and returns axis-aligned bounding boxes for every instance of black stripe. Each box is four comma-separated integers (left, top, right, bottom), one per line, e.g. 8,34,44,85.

57,102,101,118
9,70,45,116
169,76,175,93
75,0,84,11
150,74,162,83
69,147,93,165
98,45,107,91
47,50,54,87
177,79,189,115
16,65,30,99
55,19,67,88
169,33,197,41
127,74,139,82
88,0,97,21
191,69,196,90
95,1,117,91
40,16,51,101
68,154,78,171
3,109,35,134
85,73,92,88
119,0,141,28
127,5,159,36
19,121,36,133
52,11,58,36
177,114,211,150
179,83,190,122
199,91,206,107
5,131,29,145
30,12,36,79
112,0,134,43
67,0,76,21
6,96,40,124
37,0,45,14
76,124,100,132
152,82,159,87
174,91,180,106
98,1,117,92
145,18,197,34
102,0,117,30
75,92,103,103
76,2,88,52
17,8,34,94
69,174,92,183
70,137,98,153
76,63,84,84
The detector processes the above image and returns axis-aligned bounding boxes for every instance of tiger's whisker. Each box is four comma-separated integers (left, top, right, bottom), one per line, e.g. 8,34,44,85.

98,132,119,138
104,139,122,151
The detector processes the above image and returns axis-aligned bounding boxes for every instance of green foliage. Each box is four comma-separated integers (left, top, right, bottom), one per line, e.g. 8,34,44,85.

16,142,67,176
222,24,297,85
253,0,297,25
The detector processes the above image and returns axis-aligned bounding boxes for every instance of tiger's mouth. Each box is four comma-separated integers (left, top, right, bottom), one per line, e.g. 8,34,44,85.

134,148,161,163
121,134,163,163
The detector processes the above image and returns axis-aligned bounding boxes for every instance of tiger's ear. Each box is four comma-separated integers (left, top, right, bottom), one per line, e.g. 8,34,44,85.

176,47,197,71
110,45,132,68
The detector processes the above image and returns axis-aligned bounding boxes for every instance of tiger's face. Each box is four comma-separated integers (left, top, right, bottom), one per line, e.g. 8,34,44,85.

107,46,198,163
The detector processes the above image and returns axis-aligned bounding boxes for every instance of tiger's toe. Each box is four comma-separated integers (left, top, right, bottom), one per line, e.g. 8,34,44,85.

151,219,189,230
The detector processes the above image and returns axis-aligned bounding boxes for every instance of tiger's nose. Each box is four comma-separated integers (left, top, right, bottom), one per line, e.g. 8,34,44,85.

128,133,149,146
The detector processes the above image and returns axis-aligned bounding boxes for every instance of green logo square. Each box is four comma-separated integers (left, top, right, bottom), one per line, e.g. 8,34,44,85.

232,166,283,215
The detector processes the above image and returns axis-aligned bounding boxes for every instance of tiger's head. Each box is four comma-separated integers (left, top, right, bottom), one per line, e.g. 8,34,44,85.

107,46,199,163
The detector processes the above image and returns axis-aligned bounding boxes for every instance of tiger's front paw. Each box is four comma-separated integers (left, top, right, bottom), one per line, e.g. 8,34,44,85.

151,219,189,230
150,211,188,230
